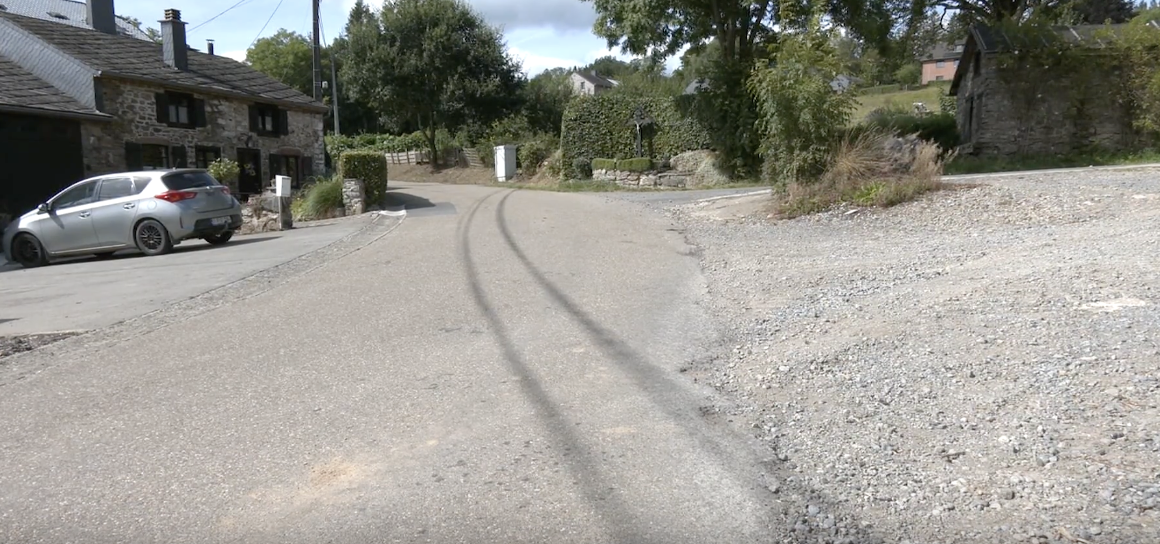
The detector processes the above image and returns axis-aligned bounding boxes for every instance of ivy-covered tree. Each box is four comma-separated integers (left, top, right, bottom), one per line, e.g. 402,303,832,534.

342,0,525,166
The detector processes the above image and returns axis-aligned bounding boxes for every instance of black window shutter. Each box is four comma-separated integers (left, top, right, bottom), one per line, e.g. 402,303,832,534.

171,146,188,168
278,109,290,136
268,153,278,184
193,99,207,127
248,105,259,132
301,156,313,181
155,93,169,123
125,142,143,170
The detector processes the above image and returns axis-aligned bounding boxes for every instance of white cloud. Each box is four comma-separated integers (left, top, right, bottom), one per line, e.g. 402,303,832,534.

222,50,248,63
508,45,584,76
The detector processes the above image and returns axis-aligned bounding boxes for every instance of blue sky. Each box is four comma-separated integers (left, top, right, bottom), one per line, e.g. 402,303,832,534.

109,0,678,75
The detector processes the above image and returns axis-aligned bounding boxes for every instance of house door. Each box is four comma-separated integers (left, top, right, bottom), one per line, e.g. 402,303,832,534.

236,148,262,196
0,113,84,221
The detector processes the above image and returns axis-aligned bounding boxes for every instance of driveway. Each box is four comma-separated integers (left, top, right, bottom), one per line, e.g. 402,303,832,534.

0,183,787,543
0,216,375,336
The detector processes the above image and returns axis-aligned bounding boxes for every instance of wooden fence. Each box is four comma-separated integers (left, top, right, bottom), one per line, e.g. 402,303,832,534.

384,147,487,168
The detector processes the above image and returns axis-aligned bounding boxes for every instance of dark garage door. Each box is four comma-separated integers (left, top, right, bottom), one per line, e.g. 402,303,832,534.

0,113,85,220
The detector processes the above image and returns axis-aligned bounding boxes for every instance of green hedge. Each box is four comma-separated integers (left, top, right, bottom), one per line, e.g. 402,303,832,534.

591,158,617,171
339,151,388,206
561,94,710,177
326,132,428,158
863,111,960,152
617,157,653,172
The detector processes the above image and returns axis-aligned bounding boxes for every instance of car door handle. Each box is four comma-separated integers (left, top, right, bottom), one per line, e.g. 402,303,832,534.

123,203,136,209
79,212,91,218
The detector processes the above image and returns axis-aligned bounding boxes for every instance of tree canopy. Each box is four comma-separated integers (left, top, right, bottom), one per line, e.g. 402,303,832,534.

341,0,525,163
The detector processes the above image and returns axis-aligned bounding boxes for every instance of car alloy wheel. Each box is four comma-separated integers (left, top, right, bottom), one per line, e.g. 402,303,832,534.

12,234,47,268
134,219,173,256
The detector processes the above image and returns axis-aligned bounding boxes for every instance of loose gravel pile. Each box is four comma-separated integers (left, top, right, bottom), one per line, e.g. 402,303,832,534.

670,170,1160,543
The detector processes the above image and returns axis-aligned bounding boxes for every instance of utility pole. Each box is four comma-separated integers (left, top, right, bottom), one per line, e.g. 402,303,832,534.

311,0,322,101
329,50,341,135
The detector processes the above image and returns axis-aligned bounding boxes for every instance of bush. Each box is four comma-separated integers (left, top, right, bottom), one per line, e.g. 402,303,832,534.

864,111,960,152
591,158,617,171
617,157,653,172
207,158,239,193
297,176,344,220
748,25,856,186
571,157,592,179
775,129,947,218
560,93,710,171
518,136,558,174
544,149,564,179
894,63,922,86
325,132,428,158
339,151,388,206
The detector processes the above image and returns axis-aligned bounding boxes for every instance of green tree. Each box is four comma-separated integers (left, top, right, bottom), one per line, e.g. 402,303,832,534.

246,30,317,98
894,62,922,85
121,16,161,43
523,69,574,135
342,0,525,166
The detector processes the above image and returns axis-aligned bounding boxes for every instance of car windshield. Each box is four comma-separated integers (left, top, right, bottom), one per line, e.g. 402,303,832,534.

162,171,219,190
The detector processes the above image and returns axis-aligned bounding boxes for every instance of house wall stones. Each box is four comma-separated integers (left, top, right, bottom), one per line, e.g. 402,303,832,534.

80,79,325,182
956,54,1137,156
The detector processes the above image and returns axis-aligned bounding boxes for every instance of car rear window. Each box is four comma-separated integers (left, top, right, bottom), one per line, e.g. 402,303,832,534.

162,171,220,190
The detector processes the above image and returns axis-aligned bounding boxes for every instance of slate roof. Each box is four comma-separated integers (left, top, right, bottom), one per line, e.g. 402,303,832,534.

0,11,326,112
922,41,965,62
0,0,147,40
0,53,102,115
574,71,618,88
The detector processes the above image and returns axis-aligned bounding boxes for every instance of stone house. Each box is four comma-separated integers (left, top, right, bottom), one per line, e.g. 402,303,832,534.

920,42,963,84
570,71,619,95
0,0,327,219
950,22,1153,156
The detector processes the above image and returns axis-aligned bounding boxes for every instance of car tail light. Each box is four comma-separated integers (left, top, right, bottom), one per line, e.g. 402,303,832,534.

220,185,231,195
156,191,197,203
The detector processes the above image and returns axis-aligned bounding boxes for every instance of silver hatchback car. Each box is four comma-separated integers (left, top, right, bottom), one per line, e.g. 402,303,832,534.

2,169,242,268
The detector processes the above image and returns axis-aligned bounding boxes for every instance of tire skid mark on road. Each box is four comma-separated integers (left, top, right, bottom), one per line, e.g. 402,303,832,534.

0,214,406,387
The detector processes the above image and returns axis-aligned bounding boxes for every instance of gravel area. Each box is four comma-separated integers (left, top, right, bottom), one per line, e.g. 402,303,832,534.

669,170,1160,543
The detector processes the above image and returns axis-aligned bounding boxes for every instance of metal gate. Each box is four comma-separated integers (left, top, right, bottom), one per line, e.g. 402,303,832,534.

0,113,85,220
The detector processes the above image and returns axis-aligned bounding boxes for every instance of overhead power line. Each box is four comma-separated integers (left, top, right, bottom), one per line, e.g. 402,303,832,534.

249,0,286,47
189,0,257,33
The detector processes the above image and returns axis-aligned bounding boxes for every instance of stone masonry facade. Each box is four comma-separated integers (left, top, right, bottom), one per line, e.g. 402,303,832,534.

956,55,1136,156
80,79,324,185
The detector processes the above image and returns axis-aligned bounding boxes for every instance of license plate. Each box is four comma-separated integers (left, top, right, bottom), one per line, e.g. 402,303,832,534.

211,216,230,226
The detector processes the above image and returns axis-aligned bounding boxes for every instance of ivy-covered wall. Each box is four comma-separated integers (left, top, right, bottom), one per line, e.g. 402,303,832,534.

560,94,710,172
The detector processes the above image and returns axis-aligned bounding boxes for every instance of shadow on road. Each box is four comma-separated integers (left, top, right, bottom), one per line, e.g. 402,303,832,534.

1,236,279,272
384,191,436,212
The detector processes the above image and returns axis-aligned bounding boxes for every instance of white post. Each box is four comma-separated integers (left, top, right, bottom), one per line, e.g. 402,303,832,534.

494,145,517,182
274,175,293,230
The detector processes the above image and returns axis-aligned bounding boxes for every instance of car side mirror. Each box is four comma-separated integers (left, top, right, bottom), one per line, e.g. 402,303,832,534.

37,203,49,214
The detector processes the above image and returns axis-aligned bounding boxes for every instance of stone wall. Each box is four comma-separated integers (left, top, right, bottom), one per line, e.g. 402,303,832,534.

957,54,1136,156
81,79,325,181
593,168,689,189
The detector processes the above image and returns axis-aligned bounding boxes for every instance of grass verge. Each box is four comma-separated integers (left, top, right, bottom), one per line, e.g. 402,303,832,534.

855,84,948,121
945,149,1160,175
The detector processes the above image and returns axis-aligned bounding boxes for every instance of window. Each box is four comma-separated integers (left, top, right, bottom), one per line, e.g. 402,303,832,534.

269,153,300,189
954,60,960,67
195,146,222,168
935,75,945,81
249,104,287,136
53,181,97,209
954,44,964,52
580,81,586,90
97,177,136,201
140,144,169,170
936,60,945,68
154,92,206,128
162,171,219,190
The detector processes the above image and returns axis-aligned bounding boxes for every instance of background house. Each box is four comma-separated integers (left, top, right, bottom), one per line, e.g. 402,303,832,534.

0,0,328,220
921,42,964,84
950,22,1147,156
0,0,149,40
570,71,619,95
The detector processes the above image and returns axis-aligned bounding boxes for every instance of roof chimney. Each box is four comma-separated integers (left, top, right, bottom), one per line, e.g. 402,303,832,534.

87,0,116,35
206,39,215,56
160,8,187,71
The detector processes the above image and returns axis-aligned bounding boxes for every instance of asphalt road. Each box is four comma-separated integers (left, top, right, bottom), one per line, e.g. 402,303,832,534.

0,217,372,335
0,183,780,543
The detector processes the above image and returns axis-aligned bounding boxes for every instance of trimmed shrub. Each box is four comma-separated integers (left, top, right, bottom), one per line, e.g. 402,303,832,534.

339,151,388,206
560,93,710,174
617,157,653,172
591,158,617,171
207,158,239,194
325,132,428,158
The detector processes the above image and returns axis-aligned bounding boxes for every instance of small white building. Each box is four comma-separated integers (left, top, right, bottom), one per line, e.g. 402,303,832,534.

570,71,619,95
